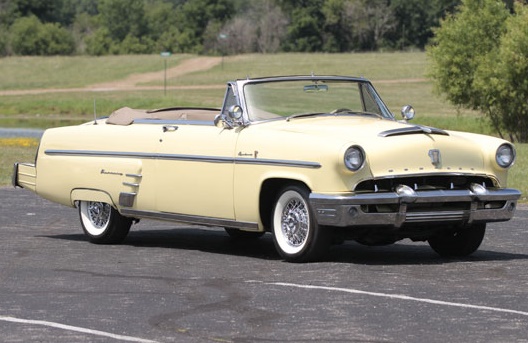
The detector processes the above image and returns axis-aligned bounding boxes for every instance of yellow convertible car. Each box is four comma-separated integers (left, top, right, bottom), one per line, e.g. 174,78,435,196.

13,75,520,262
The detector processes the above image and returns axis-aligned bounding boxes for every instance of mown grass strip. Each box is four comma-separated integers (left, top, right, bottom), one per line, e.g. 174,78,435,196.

0,138,39,187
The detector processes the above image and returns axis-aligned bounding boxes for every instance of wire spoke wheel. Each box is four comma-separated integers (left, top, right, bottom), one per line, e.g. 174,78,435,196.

86,202,111,233
281,197,309,248
272,185,331,262
78,200,132,244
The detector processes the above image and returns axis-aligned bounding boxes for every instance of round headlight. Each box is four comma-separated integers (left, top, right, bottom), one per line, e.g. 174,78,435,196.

496,144,515,168
344,146,365,171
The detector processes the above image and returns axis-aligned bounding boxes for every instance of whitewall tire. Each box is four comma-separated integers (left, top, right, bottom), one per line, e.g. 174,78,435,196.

78,201,132,244
272,185,331,262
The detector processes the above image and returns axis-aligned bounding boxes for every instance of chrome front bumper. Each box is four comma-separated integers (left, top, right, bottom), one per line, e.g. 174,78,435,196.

310,188,521,228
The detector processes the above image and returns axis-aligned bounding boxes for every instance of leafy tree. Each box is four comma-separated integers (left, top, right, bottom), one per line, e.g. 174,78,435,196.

474,3,528,142
0,27,8,56
428,0,528,142
98,0,147,42
427,0,508,111
71,12,98,54
85,27,115,55
0,0,17,27
41,22,77,54
144,0,178,42
321,0,352,52
255,0,288,53
281,0,325,52
10,15,75,55
119,34,154,54
387,0,460,50
387,0,434,49
11,0,65,23
210,0,287,54
352,0,394,50
174,0,235,53
155,27,184,53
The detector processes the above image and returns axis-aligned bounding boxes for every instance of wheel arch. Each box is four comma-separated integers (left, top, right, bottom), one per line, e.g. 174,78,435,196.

259,178,311,231
71,188,116,208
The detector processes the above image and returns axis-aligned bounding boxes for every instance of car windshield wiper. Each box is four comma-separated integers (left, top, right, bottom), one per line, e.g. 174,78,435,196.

286,112,326,121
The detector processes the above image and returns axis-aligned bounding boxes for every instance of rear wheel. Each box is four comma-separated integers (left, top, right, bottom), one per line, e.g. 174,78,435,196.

78,201,132,244
271,185,331,262
428,223,486,257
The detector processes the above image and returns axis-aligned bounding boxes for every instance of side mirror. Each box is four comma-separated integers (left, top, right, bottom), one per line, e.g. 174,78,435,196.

214,114,225,127
215,105,244,129
401,105,415,121
228,105,243,120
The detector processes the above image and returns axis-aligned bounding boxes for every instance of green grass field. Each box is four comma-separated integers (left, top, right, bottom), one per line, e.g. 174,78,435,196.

0,52,525,200
0,52,481,130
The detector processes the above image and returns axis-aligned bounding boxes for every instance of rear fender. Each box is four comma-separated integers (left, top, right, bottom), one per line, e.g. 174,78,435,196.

70,189,115,208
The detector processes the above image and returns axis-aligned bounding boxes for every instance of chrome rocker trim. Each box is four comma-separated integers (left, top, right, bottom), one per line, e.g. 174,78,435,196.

310,188,521,228
120,208,260,231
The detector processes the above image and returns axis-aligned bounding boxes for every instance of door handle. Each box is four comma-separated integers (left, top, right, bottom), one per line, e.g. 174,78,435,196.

162,125,178,132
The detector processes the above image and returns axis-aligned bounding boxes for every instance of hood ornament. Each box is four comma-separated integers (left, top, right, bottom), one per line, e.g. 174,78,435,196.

428,149,442,168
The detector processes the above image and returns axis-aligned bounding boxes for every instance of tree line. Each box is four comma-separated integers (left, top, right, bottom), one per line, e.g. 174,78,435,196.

0,0,463,56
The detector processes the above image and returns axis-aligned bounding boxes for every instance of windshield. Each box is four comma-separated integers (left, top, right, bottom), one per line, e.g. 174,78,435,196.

243,79,393,121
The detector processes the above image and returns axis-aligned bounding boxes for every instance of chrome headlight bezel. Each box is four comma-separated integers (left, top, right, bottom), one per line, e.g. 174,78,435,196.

344,145,365,171
496,143,516,168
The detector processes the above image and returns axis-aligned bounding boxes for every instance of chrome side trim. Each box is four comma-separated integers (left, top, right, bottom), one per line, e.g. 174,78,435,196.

126,173,142,178
235,158,320,169
119,192,137,207
120,209,260,231
45,149,321,169
46,150,156,159
122,182,139,187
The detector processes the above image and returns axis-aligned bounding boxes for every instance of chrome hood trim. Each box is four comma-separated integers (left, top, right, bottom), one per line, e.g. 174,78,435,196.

378,125,449,137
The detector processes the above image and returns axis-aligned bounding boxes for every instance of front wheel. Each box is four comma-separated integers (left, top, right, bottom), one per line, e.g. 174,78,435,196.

78,201,132,244
271,185,331,262
428,223,486,257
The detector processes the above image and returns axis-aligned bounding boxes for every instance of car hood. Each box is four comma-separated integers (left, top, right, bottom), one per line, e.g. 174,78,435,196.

268,116,497,178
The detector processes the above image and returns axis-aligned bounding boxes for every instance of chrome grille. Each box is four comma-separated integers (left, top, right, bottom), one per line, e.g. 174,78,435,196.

354,175,495,193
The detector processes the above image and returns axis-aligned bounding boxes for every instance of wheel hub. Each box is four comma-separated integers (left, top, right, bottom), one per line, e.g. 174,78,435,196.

88,202,111,228
281,199,308,247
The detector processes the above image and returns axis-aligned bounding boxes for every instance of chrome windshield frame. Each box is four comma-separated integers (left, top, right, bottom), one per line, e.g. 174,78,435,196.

231,75,396,124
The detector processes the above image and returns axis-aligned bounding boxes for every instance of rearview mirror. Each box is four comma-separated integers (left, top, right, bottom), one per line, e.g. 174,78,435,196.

303,84,328,93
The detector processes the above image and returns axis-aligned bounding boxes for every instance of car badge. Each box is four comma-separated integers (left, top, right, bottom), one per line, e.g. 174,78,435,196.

428,149,441,168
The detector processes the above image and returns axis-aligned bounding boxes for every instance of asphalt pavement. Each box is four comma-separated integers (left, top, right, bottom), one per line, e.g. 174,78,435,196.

1,187,527,342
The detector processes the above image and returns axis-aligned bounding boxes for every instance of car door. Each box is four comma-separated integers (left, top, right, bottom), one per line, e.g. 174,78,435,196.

155,121,239,220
